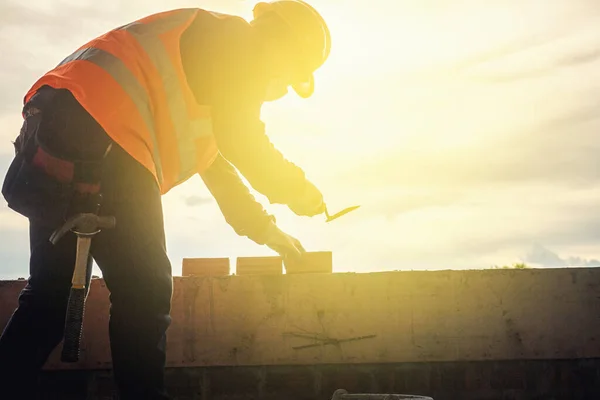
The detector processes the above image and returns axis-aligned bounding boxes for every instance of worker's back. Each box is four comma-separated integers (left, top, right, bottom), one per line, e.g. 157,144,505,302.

23,8,262,194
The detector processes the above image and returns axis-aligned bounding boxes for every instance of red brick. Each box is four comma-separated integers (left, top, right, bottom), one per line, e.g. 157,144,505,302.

182,258,230,277
284,251,332,274
236,256,283,276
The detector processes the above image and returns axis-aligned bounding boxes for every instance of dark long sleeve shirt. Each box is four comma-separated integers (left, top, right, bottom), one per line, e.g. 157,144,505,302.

180,10,311,243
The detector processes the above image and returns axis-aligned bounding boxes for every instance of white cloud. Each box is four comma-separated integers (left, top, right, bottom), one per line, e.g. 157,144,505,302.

525,243,600,268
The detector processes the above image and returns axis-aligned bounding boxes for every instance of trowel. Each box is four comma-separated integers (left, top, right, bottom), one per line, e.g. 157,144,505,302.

324,204,360,223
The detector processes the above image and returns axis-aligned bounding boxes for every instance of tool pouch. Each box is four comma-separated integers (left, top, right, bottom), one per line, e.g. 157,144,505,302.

2,106,105,227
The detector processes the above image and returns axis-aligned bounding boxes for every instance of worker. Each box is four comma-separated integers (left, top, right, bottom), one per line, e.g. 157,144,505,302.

0,1,331,399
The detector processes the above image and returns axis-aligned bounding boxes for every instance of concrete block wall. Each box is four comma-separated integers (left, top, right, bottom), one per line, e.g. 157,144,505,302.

1,266,600,399
1,267,599,370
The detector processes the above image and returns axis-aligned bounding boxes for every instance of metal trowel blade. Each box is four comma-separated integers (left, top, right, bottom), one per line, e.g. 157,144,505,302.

325,205,361,222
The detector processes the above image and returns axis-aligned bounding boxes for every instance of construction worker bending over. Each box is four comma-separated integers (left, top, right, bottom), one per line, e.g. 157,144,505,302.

0,1,331,399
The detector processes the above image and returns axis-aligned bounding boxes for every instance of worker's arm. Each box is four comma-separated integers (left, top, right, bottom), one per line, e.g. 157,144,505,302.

211,99,323,216
182,14,324,216
200,153,307,259
200,152,275,244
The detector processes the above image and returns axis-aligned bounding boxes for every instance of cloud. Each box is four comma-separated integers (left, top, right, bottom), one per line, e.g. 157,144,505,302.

184,195,214,207
525,243,600,267
462,38,600,84
556,48,600,68
333,101,600,196
473,47,600,84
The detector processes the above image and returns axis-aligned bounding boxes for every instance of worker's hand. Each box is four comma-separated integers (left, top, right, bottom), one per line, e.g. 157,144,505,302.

263,223,306,261
288,180,326,217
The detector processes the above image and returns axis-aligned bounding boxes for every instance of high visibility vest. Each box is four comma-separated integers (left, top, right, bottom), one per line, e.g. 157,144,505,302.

24,8,220,194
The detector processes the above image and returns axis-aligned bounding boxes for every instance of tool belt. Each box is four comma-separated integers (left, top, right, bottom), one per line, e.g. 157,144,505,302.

2,104,110,227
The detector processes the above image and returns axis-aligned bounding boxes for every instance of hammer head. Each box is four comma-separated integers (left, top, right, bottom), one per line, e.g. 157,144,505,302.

50,213,116,244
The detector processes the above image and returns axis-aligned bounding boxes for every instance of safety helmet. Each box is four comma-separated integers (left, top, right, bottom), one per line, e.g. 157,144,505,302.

253,0,331,98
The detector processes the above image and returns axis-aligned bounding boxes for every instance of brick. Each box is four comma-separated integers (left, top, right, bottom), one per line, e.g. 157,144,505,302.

236,256,282,276
182,258,230,277
285,251,333,274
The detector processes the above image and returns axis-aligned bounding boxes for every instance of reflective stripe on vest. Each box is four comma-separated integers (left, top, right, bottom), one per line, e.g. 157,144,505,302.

57,47,163,183
56,9,214,188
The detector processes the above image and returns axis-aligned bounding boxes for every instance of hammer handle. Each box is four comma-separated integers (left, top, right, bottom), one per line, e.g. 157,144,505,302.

61,235,92,363
72,236,92,288
61,287,86,363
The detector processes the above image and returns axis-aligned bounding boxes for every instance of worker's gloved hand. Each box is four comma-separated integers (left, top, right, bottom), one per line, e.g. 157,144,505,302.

263,223,306,261
288,180,326,217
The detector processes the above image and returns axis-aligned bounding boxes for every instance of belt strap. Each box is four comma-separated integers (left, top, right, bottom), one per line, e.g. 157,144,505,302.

30,143,109,195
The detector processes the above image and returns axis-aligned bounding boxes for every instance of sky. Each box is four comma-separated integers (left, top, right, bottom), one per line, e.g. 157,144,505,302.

1,0,599,279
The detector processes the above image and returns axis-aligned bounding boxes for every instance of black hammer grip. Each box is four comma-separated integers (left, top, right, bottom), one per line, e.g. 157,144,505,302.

61,287,87,363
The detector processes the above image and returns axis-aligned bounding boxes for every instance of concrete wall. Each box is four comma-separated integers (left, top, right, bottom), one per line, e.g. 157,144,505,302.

1,267,599,371
35,359,600,400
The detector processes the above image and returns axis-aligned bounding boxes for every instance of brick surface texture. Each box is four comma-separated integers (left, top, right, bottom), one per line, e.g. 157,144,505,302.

183,258,231,277
236,256,283,275
285,251,333,274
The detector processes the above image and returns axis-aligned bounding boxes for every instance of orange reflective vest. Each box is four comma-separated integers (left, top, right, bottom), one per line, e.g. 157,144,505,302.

24,8,219,194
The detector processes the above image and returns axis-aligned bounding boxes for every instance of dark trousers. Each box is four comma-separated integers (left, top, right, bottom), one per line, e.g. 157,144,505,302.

0,88,173,399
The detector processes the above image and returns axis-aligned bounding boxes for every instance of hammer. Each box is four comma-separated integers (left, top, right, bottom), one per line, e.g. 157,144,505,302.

50,212,116,362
